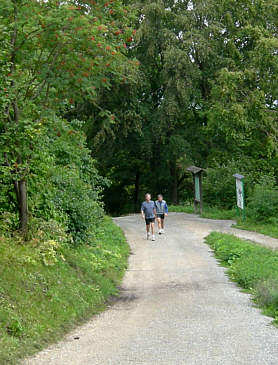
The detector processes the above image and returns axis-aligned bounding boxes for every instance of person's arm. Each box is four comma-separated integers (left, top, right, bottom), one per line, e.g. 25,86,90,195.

141,203,145,219
164,202,168,215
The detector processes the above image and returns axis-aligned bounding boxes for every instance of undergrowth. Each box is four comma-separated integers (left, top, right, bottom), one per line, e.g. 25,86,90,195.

206,232,278,325
235,220,278,240
169,204,278,239
168,204,235,220
0,216,129,365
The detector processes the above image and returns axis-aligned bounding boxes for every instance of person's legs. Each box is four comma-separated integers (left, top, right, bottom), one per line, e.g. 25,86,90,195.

157,217,161,232
160,215,165,233
151,222,155,235
145,219,151,239
151,221,155,240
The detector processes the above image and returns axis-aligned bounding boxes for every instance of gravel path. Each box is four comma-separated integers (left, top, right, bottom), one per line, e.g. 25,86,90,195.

24,213,278,365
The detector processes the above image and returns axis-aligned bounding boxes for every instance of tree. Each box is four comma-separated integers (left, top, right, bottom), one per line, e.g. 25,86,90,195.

85,0,278,209
0,0,137,233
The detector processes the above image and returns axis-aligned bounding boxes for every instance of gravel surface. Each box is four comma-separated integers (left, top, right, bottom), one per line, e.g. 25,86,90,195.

24,213,278,365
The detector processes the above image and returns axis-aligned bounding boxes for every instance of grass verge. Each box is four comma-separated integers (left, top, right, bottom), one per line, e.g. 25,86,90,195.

0,216,129,365
168,204,236,220
235,220,278,240
206,232,278,325
169,204,278,239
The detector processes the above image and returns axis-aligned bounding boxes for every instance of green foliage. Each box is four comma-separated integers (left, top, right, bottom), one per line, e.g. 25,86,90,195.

1,113,107,245
206,232,278,323
85,0,278,211
0,216,129,365
0,0,138,231
51,166,104,244
168,204,195,214
0,212,19,236
203,161,241,208
235,220,278,240
169,204,235,220
247,183,278,223
203,158,277,209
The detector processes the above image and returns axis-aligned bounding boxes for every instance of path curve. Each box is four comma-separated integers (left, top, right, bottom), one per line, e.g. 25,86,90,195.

24,213,278,365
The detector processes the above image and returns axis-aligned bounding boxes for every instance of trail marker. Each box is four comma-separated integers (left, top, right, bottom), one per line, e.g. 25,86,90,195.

233,173,245,220
187,166,204,214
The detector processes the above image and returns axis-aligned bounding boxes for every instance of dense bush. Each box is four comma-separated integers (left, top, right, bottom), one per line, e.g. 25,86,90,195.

202,159,276,209
206,232,278,322
0,116,107,245
247,182,278,223
203,160,246,208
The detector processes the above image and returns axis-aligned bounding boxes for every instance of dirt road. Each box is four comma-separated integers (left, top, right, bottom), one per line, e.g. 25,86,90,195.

24,213,278,365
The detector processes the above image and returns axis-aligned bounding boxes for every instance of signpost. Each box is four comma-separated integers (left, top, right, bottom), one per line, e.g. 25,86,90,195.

233,174,245,220
187,166,204,214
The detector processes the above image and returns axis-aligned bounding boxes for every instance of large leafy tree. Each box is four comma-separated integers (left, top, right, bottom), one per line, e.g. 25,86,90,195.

207,0,278,164
0,0,137,232
86,0,278,210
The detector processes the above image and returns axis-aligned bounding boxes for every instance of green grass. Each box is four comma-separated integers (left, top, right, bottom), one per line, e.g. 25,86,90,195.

0,216,129,365
168,204,195,214
169,204,278,239
235,220,278,240
168,204,236,220
206,232,278,324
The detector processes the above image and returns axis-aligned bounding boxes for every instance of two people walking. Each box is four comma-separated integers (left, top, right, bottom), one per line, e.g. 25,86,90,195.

141,193,168,241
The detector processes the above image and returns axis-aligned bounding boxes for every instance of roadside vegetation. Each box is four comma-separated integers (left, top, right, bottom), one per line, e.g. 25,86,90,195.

168,204,236,220
169,204,278,240
169,175,278,240
0,0,277,362
1,2,134,363
0,216,129,365
206,232,278,325
235,221,278,240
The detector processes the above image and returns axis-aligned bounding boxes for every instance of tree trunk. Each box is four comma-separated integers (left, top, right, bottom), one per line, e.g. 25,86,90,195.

18,179,28,234
10,0,28,235
12,100,28,234
134,171,140,207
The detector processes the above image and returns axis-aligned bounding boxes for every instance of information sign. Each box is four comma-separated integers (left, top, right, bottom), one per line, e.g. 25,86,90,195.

236,178,244,210
194,175,200,202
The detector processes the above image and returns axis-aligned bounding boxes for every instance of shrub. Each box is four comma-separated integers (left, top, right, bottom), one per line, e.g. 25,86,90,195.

50,166,103,245
202,159,276,209
255,279,278,309
206,232,278,322
26,116,107,245
247,184,278,223
0,212,19,237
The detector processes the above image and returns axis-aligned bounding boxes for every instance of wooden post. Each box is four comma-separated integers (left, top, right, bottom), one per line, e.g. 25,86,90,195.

187,166,204,215
192,174,197,213
199,172,203,215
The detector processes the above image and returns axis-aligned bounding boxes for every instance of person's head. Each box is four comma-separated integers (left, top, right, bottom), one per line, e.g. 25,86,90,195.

157,194,163,201
145,193,151,201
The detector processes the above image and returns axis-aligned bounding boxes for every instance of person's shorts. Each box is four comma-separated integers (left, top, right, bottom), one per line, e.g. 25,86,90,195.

156,214,165,220
145,217,155,225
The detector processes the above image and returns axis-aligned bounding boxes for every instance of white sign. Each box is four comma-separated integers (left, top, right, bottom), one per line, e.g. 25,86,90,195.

236,179,244,210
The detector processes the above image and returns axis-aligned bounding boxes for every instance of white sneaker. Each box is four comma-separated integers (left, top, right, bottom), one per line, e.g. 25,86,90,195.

161,229,165,234
147,232,151,240
152,235,155,241
158,229,162,235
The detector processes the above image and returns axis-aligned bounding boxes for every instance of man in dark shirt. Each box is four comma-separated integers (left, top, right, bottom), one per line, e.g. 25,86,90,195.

141,193,156,241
